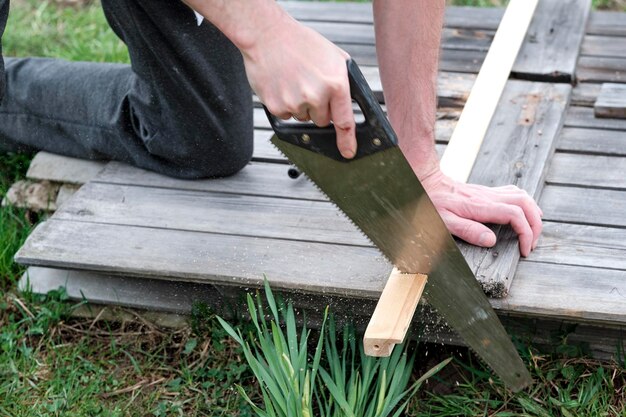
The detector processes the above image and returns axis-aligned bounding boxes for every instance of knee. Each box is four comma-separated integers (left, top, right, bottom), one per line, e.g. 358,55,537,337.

150,123,254,180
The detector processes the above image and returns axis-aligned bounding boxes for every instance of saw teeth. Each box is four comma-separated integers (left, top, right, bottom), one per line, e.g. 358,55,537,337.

271,143,394,265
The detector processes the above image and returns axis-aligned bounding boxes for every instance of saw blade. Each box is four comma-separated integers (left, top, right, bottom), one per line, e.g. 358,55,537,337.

271,136,532,391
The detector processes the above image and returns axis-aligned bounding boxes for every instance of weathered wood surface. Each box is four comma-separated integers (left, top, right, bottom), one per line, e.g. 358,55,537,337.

594,83,626,119
547,153,626,188
15,220,391,299
565,106,626,130
582,35,626,60
54,182,371,247
578,56,626,83
541,185,626,227
557,127,626,156
532,222,626,271
280,1,504,30
459,81,571,297
587,10,626,37
512,0,591,83
26,151,106,185
572,83,602,107
493,261,626,324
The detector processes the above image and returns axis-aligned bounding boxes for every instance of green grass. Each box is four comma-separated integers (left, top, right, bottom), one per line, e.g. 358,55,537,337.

1,1,626,416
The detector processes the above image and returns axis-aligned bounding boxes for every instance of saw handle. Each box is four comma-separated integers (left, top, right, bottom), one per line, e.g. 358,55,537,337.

265,59,398,162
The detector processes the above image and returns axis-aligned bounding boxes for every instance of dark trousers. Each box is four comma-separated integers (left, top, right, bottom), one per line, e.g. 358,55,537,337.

0,0,253,179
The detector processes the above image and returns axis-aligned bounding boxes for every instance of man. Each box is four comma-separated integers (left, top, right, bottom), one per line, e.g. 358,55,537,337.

0,0,541,256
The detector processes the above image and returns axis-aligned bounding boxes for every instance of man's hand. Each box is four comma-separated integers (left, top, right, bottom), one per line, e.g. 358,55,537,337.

185,0,357,159
241,16,357,159
421,169,542,257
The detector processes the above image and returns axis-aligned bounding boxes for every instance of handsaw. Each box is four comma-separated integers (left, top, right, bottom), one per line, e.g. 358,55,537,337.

265,59,532,392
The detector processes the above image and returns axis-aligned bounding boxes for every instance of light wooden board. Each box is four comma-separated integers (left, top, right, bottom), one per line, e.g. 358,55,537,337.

26,151,107,185
15,220,392,299
557,127,626,156
440,0,539,182
531,222,626,271
547,153,626,188
512,0,591,83
458,81,571,297
541,185,626,227
594,83,626,119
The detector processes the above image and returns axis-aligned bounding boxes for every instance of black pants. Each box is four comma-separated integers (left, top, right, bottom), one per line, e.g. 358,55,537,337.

0,0,253,179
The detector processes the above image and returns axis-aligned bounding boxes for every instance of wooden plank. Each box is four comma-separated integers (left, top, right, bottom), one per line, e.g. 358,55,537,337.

572,83,602,107
531,222,626,271
557,127,626,156
21,267,223,314
512,0,591,83
53,182,371,247
97,161,325,201
541,185,626,227
440,0,539,182
594,83,626,119
578,56,626,83
492,261,626,324
303,21,494,52
459,81,571,297
26,151,106,185
582,35,626,59
14,220,392,298
565,106,626,130
587,10,626,37
547,153,626,188
363,269,427,357
280,1,504,31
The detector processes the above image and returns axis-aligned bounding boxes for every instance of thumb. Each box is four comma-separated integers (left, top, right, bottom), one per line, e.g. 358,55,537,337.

441,211,496,248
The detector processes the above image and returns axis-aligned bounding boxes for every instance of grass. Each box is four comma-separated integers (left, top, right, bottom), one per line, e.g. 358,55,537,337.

1,0,626,416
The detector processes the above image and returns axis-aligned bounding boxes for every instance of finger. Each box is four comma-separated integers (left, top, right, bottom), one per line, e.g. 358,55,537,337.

464,184,542,249
452,201,534,257
329,78,356,159
309,103,332,127
440,210,496,248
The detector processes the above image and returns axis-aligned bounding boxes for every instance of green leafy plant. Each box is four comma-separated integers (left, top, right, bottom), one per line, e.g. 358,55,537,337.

218,279,450,417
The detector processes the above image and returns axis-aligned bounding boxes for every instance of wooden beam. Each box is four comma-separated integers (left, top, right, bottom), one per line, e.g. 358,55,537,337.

363,269,427,357
440,0,538,183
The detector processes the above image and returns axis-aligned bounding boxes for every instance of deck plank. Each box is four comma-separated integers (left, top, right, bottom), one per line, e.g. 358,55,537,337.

594,83,626,119
578,56,626,83
547,153,626,188
541,185,626,227
492,261,626,324
53,182,371,247
557,127,626,156
15,220,391,298
512,0,591,83
459,81,571,297
531,222,626,271
587,10,626,36
565,106,626,130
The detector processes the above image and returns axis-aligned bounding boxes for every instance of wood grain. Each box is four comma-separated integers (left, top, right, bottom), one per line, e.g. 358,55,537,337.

594,83,626,119
459,81,571,297
541,185,626,227
557,127,626,156
547,153,626,188
512,0,591,83
440,0,539,182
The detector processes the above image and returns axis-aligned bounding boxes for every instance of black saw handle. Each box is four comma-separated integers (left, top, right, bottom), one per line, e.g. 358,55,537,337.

265,59,398,162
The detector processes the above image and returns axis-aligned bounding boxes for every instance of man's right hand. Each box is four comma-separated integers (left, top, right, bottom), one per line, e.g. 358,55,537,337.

237,11,357,159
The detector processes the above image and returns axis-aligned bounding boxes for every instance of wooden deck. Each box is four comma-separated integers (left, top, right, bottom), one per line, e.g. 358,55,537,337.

14,1,626,359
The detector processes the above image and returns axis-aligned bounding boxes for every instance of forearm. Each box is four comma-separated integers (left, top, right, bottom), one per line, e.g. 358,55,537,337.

373,0,445,179
182,0,291,53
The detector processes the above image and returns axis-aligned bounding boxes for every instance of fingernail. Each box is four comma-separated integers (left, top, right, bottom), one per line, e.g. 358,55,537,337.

478,232,493,247
342,148,355,159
